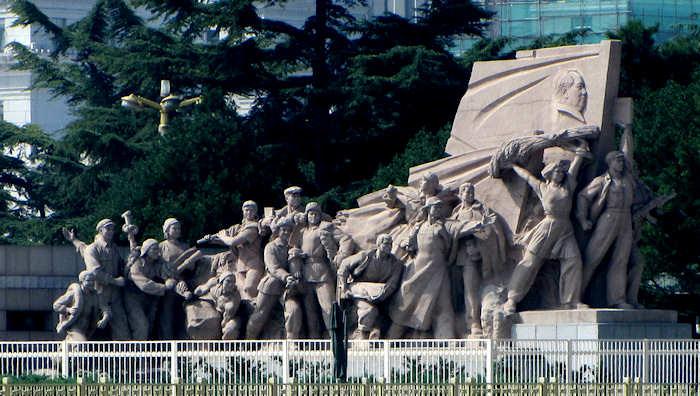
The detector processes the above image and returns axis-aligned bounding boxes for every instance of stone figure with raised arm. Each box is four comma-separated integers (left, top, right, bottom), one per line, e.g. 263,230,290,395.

451,182,507,337
201,200,264,300
338,234,403,339
53,270,110,341
577,126,656,308
336,184,407,250
63,219,131,340
387,197,484,338
123,235,177,340
245,219,304,339
261,186,305,244
299,202,355,338
503,145,590,314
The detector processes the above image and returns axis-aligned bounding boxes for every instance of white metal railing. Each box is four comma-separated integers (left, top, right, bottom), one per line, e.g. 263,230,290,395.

0,339,697,384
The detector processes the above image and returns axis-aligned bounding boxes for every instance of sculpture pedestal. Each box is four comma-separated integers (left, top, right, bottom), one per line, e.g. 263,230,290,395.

511,309,692,340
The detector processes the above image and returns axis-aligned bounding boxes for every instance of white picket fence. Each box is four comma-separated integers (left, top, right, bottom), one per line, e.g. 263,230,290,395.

0,339,697,384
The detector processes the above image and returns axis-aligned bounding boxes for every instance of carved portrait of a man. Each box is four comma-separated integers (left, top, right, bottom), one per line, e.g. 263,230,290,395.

552,69,588,130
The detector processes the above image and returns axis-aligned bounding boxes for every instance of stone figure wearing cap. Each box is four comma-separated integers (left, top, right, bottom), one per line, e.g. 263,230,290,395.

503,146,590,315
577,148,643,309
123,238,177,340
386,174,456,261
338,234,403,339
203,201,264,300
246,219,304,339
387,197,482,339
160,218,189,264
450,182,507,337
299,201,355,338
158,218,198,339
53,270,110,341
78,219,131,340
263,186,304,243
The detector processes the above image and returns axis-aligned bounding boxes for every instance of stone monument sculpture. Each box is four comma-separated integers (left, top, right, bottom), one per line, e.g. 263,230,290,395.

299,202,354,338
201,200,264,300
158,217,192,339
180,253,235,340
410,42,623,234
336,185,406,250
123,237,177,340
338,234,403,339
263,186,305,244
196,272,243,340
550,69,588,131
246,219,304,339
386,197,483,339
56,40,687,342
63,219,131,340
502,146,590,314
450,182,507,336
479,283,509,339
53,270,110,341
576,124,651,309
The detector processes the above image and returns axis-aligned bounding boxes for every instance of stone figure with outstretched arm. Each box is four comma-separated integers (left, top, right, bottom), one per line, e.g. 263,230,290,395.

62,219,131,340
503,144,591,314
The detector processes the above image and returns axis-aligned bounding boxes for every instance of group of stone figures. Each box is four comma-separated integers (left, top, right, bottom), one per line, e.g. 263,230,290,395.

53,119,664,342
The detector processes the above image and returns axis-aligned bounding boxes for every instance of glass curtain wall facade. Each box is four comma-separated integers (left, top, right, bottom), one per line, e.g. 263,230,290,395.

487,0,629,41
454,0,697,52
453,0,630,50
633,0,699,40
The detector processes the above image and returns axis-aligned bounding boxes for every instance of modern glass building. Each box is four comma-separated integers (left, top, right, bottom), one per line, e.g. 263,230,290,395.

453,0,698,51
632,0,699,39
480,0,630,44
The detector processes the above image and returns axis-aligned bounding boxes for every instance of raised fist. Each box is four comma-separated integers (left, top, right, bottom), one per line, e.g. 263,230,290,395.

61,227,76,242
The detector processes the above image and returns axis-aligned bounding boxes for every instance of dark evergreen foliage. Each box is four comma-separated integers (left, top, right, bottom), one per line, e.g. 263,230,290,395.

1,0,489,243
0,0,697,312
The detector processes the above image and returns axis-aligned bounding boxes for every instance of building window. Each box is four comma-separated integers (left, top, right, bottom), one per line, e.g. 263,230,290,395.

572,15,593,30
6,311,53,332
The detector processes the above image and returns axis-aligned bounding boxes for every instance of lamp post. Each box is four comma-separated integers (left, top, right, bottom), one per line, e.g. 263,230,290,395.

120,80,202,136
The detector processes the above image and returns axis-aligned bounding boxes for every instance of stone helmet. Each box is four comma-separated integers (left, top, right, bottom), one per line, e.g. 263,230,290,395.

305,202,321,213
140,238,160,258
242,200,258,210
95,219,114,232
284,186,303,196
162,218,180,238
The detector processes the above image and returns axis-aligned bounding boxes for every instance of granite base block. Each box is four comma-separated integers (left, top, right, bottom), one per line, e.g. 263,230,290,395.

511,309,692,340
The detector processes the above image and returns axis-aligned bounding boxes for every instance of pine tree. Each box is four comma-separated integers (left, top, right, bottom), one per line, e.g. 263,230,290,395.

5,0,491,242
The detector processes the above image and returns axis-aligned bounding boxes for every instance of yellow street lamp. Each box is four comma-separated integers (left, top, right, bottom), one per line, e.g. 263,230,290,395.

120,80,202,135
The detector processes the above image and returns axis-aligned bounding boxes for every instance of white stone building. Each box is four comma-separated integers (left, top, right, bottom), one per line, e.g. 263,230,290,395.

0,0,99,137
